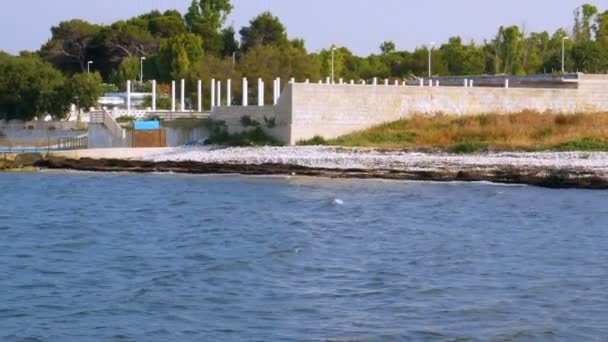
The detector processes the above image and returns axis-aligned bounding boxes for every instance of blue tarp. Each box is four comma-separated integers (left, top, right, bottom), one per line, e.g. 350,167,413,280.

134,121,161,131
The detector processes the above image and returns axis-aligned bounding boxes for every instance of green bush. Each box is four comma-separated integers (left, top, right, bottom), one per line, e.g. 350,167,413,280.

240,115,261,127
297,135,328,146
116,116,136,123
555,138,608,151
449,141,487,154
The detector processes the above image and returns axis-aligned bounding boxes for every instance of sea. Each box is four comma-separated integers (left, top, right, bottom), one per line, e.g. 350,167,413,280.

1,172,607,341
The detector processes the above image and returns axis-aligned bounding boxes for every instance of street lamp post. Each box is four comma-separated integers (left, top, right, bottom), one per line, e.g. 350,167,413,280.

331,47,336,84
428,42,435,78
562,36,569,74
87,61,93,74
140,56,147,83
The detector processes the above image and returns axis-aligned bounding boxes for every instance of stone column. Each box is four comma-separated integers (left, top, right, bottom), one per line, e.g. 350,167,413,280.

150,80,156,112
227,79,232,106
210,78,215,110
243,78,248,106
394,80,399,86
305,79,309,84
505,79,509,89
127,80,132,115
171,80,176,112
373,77,377,85
258,78,264,106
420,78,424,87
197,80,202,112
384,79,389,86
290,77,295,84
180,79,185,112
217,80,221,107
350,80,354,85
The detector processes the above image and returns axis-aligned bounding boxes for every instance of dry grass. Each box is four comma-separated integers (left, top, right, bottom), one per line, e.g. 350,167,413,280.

318,111,608,152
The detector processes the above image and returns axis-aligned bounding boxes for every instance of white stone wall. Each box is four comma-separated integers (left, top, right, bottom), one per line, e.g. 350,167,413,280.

211,75,608,145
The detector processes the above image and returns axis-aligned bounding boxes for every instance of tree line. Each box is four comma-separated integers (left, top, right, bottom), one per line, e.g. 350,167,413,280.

1,1,607,120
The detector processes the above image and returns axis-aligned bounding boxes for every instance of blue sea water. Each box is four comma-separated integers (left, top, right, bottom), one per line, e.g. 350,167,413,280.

1,172,608,341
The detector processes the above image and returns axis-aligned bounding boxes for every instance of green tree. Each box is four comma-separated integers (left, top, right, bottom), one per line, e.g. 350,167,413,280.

596,10,608,47
156,33,204,81
39,19,101,74
319,46,346,81
221,26,239,57
239,12,288,52
0,55,69,120
67,72,103,112
110,57,140,87
185,0,233,55
572,40,607,73
239,44,320,103
380,41,396,54
148,10,187,38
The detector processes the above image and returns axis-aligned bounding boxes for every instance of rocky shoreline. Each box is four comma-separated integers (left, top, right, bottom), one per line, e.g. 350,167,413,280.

32,156,607,189
3,147,608,189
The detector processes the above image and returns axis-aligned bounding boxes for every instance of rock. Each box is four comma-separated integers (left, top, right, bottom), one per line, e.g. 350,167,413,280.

11,153,44,168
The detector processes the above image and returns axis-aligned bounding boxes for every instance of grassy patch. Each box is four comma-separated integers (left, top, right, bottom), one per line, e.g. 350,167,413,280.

553,138,608,151
449,141,488,154
324,111,608,152
297,135,328,146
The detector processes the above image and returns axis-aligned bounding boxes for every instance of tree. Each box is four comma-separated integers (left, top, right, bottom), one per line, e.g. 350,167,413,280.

148,10,187,38
110,57,140,87
0,55,69,120
239,12,288,52
67,73,103,112
572,40,607,73
221,26,239,57
40,19,100,74
239,44,320,103
380,41,396,54
99,19,157,60
185,0,233,55
319,46,346,80
596,10,608,47
156,33,204,81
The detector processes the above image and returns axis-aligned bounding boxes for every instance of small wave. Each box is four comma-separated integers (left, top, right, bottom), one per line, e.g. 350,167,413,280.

333,198,345,206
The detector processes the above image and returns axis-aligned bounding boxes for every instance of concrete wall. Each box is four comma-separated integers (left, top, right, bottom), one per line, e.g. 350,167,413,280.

88,124,129,148
206,73,608,145
288,78,608,144
165,127,209,146
210,85,293,143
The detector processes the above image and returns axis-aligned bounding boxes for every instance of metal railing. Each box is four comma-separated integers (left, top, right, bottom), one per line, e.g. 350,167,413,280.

56,136,88,151
0,136,88,153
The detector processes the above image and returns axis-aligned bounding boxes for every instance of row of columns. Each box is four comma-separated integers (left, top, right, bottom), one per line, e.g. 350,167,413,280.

126,76,513,114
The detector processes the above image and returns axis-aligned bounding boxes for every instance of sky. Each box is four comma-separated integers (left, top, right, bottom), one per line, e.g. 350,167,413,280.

1,0,605,56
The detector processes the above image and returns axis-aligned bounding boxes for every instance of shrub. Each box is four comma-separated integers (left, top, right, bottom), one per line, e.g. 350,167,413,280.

555,138,608,151
297,135,328,146
450,141,487,154
240,115,260,127
263,116,276,129
116,116,136,123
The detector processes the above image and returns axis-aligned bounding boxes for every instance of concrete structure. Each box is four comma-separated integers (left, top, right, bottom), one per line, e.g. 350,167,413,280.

87,74,608,148
210,73,608,145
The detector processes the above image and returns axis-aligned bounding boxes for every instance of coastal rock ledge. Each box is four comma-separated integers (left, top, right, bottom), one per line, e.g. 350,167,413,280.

28,146,608,189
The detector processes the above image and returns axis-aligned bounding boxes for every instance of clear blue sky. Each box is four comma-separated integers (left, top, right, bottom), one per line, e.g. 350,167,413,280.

0,0,604,55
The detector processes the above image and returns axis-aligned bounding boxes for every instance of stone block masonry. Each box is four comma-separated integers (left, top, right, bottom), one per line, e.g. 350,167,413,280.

211,74,608,145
